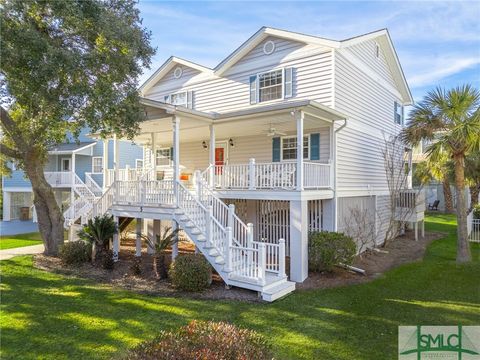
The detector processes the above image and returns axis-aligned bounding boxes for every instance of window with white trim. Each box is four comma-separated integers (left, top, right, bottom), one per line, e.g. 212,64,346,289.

156,148,172,166
258,69,283,102
394,101,404,125
281,136,309,160
135,159,144,169
92,157,103,173
164,90,193,108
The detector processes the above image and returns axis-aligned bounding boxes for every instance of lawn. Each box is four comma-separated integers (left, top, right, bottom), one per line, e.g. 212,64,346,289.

0,232,43,250
0,214,479,360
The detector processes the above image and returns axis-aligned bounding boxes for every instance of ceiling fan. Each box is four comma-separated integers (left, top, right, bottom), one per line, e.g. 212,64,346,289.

264,123,287,137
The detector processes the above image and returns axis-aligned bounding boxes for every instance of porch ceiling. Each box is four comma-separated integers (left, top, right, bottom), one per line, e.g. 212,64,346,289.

135,98,346,146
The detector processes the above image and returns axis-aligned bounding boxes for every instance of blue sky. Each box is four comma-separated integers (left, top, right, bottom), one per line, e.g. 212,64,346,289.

137,1,480,102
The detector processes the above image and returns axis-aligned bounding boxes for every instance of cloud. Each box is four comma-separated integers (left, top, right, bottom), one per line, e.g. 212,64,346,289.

405,56,480,88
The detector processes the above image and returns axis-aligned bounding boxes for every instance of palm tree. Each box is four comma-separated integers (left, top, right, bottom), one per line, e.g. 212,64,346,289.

413,153,454,212
77,214,117,263
143,226,181,279
402,85,480,263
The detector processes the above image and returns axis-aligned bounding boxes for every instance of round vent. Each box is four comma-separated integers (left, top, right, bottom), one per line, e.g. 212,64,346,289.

263,40,275,55
173,66,183,79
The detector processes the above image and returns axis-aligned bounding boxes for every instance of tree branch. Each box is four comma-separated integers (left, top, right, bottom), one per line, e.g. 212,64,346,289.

0,106,28,150
0,143,22,159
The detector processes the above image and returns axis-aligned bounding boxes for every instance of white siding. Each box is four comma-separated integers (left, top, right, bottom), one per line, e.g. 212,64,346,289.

334,50,403,192
145,37,334,113
375,195,391,245
347,39,396,89
177,128,330,173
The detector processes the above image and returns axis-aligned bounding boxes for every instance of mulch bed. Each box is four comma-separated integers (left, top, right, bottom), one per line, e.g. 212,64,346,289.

33,229,445,302
297,229,445,291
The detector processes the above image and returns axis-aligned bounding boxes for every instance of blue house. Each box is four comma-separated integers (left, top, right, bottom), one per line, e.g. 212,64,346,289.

1,127,144,225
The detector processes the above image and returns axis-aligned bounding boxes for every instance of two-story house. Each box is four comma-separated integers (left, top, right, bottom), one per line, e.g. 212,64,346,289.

2,127,144,228
39,27,415,301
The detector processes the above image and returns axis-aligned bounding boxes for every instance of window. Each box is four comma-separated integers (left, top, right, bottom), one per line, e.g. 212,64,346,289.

92,157,103,173
394,101,403,125
281,136,309,160
156,148,172,166
375,42,380,58
61,158,71,172
135,159,144,169
258,69,283,102
164,91,193,108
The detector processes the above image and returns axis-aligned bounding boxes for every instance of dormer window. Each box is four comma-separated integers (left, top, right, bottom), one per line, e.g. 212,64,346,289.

249,68,293,104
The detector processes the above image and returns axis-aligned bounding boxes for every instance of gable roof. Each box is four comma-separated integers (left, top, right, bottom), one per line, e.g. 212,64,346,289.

139,56,213,95
140,27,413,104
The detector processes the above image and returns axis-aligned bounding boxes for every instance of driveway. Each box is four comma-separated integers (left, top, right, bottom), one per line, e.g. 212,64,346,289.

0,244,44,260
0,220,39,236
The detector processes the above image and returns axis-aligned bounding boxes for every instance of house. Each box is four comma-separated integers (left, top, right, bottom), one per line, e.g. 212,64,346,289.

1,127,144,228
11,26,419,301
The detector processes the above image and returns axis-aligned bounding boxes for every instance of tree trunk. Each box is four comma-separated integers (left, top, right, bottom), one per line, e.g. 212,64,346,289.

443,178,454,213
24,156,64,256
453,155,471,263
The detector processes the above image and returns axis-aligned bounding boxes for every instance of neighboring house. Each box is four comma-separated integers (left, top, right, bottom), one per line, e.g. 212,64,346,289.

2,127,144,225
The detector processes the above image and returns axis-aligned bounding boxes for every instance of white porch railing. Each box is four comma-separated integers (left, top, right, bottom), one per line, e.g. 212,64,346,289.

44,171,74,187
105,168,155,188
85,173,103,197
202,159,332,190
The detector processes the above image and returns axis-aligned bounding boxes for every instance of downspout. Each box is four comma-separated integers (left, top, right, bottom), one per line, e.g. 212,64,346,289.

333,118,347,231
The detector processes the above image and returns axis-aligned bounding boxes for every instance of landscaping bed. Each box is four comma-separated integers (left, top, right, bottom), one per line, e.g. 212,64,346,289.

298,229,445,290
33,229,444,301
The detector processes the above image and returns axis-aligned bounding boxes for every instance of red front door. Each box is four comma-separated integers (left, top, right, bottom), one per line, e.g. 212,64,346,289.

215,147,225,175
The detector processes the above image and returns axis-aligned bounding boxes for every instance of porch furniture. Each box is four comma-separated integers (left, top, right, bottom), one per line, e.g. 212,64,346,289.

428,200,440,211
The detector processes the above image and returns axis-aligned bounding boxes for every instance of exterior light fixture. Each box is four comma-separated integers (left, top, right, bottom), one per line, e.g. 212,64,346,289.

229,138,234,147
202,141,208,150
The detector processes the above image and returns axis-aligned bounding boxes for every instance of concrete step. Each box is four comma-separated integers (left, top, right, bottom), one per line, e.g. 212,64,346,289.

208,248,220,257
214,256,225,265
261,281,295,302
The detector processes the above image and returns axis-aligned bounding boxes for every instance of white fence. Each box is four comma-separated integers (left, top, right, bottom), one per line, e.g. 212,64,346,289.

468,211,480,243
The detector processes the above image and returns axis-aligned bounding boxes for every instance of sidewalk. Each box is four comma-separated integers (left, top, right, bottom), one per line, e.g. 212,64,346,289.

0,244,44,261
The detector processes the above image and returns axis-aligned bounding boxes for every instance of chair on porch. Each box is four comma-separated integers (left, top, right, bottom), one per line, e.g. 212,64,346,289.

428,200,440,211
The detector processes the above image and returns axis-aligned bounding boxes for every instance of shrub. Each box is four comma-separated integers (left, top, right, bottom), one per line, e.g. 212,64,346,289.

123,320,273,360
130,257,142,276
169,254,212,291
308,231,356,272
101,250,115,270
77,214,117,263
59,241,91,266
473,204,480,219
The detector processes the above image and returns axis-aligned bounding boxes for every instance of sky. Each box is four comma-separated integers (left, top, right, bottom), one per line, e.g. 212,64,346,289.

137,1,480,103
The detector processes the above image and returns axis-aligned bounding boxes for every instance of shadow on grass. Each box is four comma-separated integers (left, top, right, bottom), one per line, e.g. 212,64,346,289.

0,214,479,360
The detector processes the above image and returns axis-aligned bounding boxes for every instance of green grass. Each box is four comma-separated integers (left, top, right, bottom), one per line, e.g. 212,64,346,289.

0,232,43,250
0,214,479,360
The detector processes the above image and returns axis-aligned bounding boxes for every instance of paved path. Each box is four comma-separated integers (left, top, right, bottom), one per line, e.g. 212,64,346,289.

0,244,44,260
0,220,38,236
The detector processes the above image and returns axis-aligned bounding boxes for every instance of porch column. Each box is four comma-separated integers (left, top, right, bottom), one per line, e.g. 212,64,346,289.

113,134,120,182
70,152,76,209
289,199,308,282
135,218,142,257
172,116,180,204
296,111,304,191
172,220,179,260
209,124,215,187
103,139,109,189
150,132,156,170
3,191,11,221
112,216,119,261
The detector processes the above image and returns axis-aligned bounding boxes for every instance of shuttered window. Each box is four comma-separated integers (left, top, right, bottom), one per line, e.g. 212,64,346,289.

281,136,309,160
250,67,294,104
